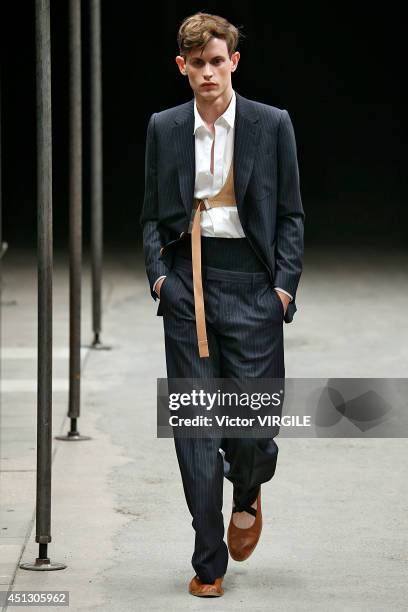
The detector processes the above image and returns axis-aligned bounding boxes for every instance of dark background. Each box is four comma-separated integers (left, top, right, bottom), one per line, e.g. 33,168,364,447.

0,1,406,248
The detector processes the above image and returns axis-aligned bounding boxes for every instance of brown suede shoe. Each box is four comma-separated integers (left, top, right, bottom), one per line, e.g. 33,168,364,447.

227,490,262,562
188,575,224,597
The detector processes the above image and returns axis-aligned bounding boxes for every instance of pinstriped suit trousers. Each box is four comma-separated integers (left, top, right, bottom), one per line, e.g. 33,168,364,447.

161,253,285,584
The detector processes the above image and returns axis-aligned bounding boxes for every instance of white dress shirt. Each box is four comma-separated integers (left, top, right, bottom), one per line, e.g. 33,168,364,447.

153,89,292,301
189,88,244,237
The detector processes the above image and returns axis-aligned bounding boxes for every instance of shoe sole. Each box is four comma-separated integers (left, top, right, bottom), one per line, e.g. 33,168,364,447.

189,590,224,597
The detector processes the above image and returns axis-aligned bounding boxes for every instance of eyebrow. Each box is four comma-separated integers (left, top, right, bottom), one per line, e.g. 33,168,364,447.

190,55,225,61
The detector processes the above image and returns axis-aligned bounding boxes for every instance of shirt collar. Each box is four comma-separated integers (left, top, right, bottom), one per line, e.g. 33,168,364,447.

193,89,236,134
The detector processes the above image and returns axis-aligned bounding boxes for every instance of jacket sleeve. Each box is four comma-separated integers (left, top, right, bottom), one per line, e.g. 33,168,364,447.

139,113,169,301
274,109,305,321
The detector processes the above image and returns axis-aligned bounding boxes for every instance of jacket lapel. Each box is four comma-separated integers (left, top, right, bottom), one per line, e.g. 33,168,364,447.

233,92,260,217
173,99,195,218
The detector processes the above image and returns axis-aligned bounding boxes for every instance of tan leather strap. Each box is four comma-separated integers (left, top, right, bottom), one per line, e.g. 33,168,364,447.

207,160,236,206
191,160,237,358
191,199,209,357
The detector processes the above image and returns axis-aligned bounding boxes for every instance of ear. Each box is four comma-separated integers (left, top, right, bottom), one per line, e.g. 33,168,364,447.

175,55,187,76
230,51,240,72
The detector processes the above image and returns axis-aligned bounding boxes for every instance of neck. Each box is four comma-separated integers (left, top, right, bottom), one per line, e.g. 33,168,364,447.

195,85,233,127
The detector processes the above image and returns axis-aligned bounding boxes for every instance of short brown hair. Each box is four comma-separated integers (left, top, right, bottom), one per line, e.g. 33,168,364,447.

177,12,243,59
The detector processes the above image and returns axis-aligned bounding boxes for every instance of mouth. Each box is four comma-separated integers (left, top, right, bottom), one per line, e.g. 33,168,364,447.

201,83,217,88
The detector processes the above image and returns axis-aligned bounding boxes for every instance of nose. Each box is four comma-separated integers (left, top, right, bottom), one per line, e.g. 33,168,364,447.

203,63,213,78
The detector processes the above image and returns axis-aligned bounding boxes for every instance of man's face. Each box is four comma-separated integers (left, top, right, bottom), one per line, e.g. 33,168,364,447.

176,37,240,100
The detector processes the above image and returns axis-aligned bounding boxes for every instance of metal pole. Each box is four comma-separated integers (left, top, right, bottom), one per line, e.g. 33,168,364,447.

0,78,2,253
56,0,90,441
68,0,82,425
0,81,8,276
83,0,110,351
20,0,66,571
90,0,107,349
0,78,10,299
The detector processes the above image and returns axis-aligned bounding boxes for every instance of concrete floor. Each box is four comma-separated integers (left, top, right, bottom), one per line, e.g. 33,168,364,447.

0,246,407,611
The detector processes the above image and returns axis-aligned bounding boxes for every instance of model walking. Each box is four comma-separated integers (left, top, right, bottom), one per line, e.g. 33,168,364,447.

140,11,304,597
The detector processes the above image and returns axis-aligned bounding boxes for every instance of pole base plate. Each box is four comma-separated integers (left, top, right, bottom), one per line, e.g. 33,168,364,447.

20,558,67,571
55,432,92,441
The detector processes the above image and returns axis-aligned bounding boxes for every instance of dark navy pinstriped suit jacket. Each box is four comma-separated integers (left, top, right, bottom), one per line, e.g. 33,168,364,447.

139,90,305,323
